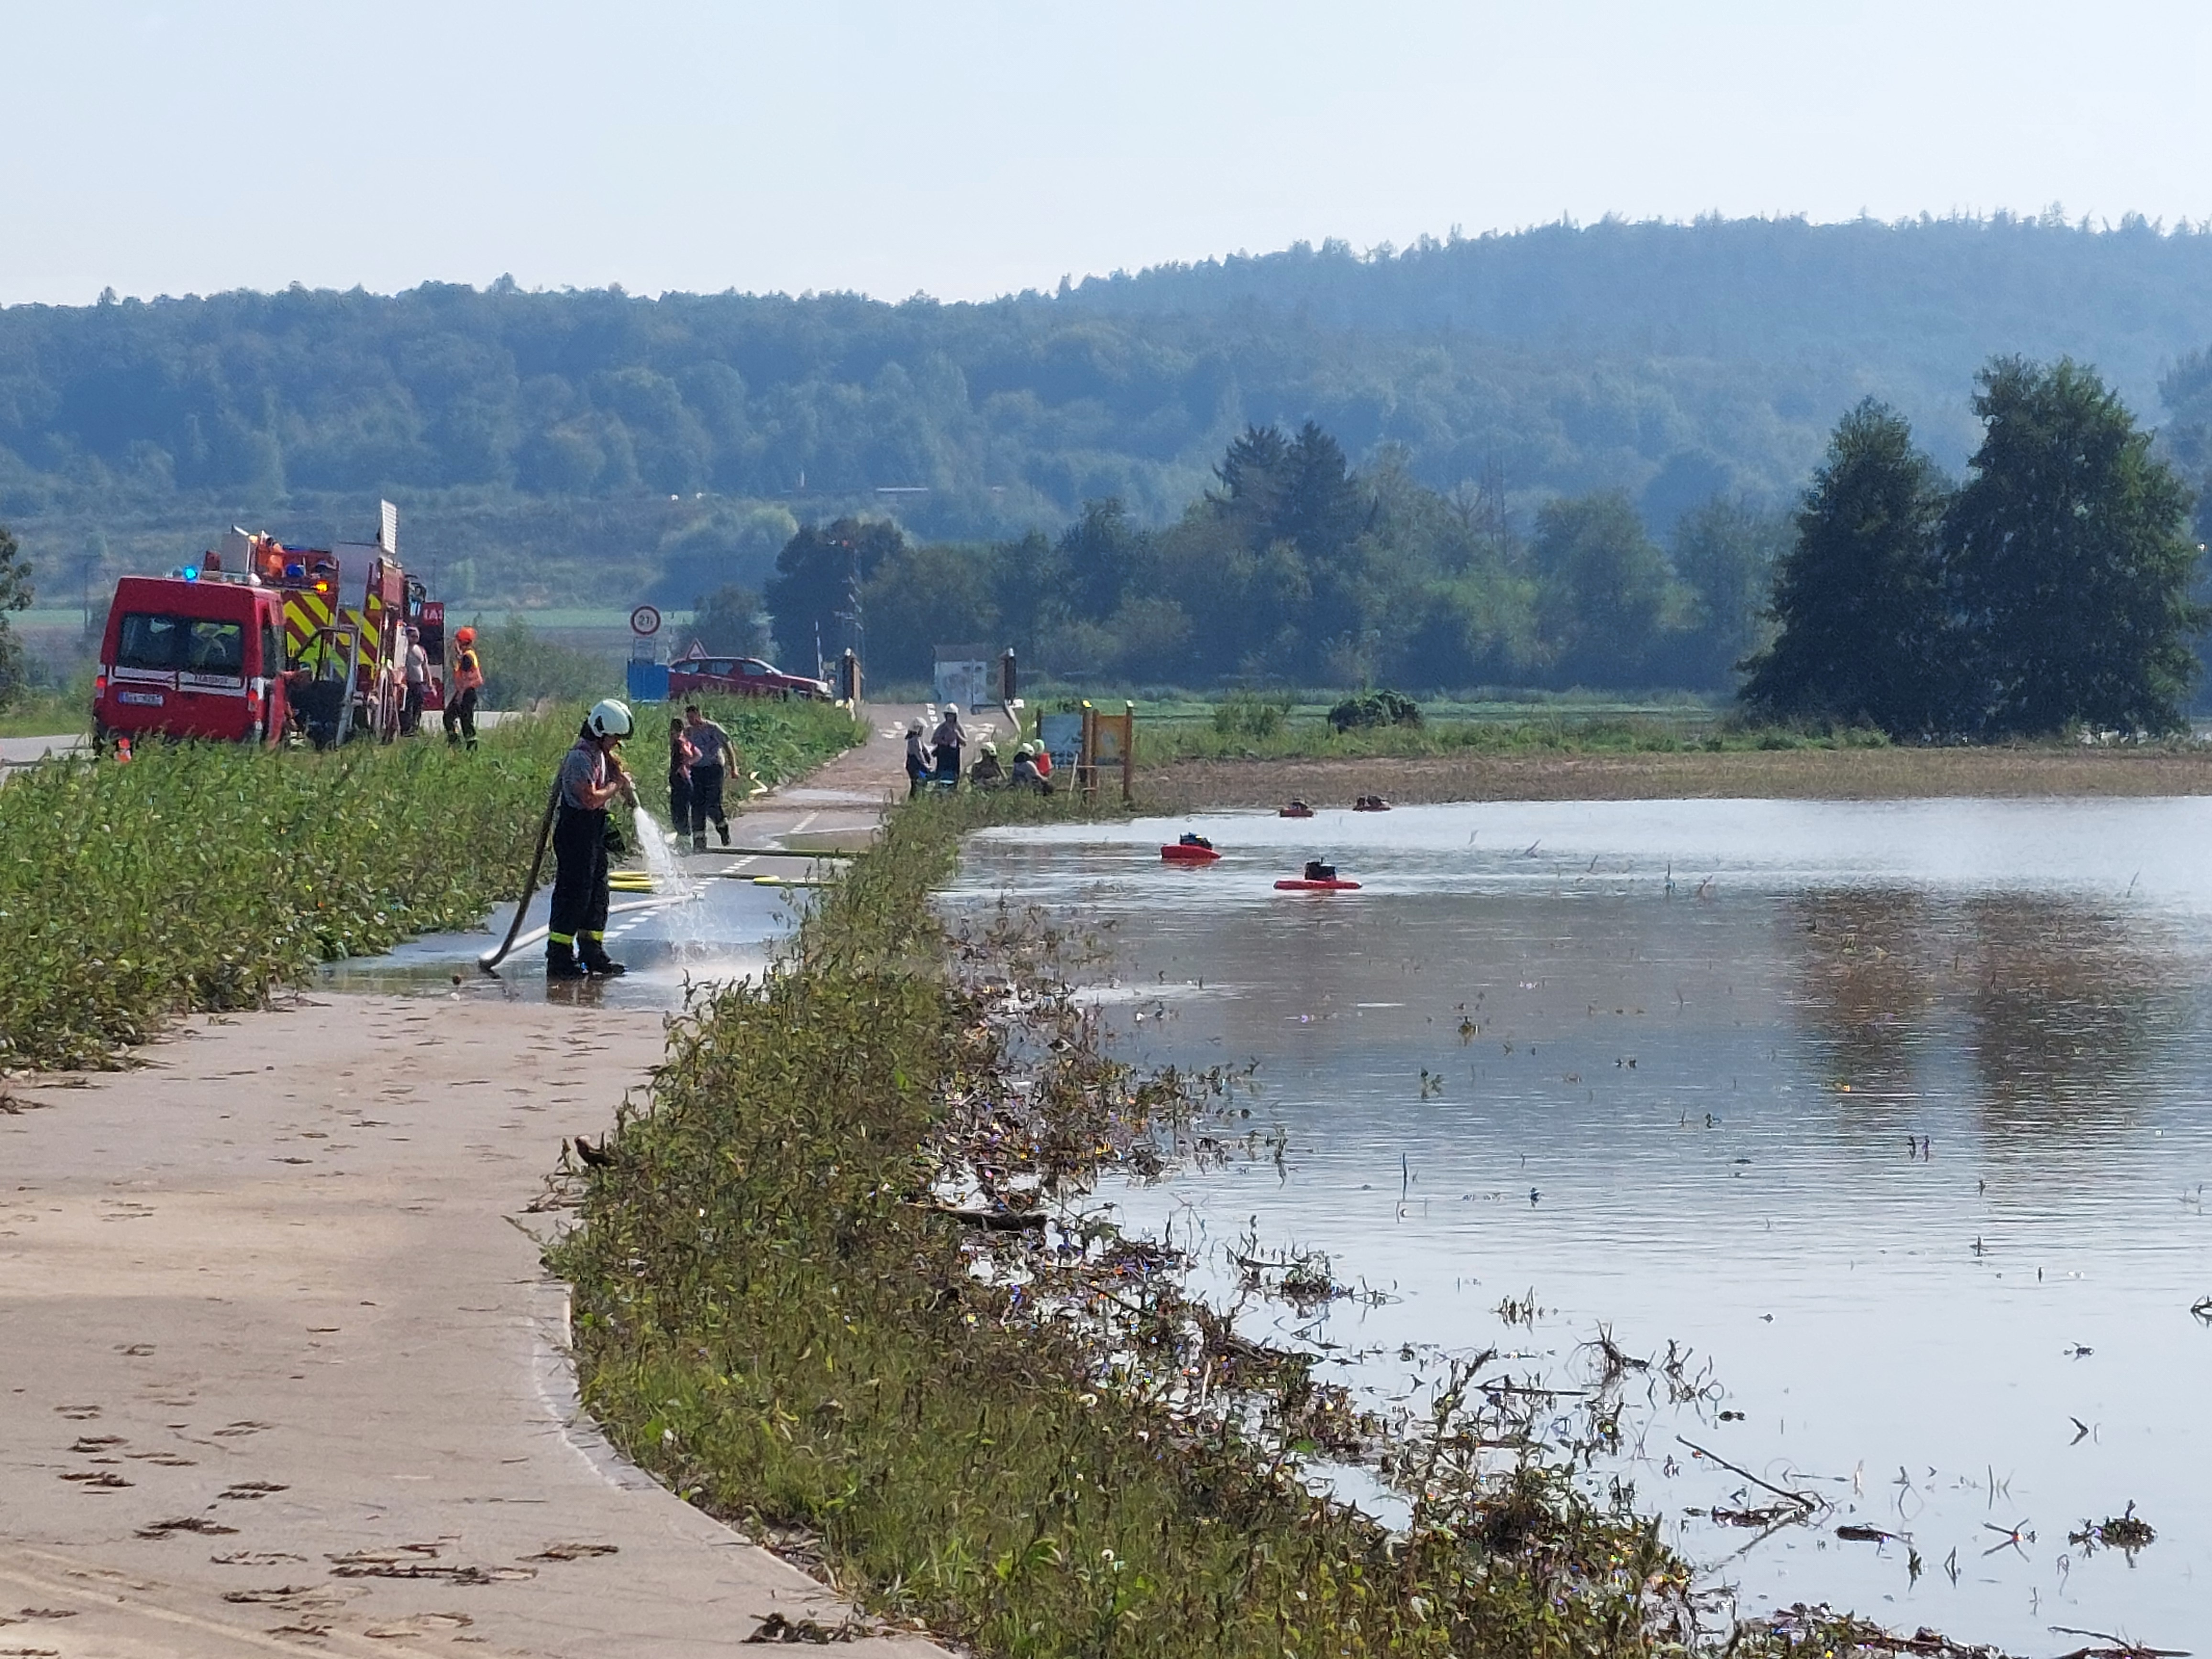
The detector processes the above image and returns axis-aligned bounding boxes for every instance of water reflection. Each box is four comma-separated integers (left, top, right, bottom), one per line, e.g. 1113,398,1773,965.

1959,896,2171,1136
1784,890,2179,1145
950,799,2212,1653
1786,889,1939,1114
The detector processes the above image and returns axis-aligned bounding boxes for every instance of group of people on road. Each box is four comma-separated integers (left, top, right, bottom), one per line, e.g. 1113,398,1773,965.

377,623,483,748
666,702,740,851
538,694,1050,990
904,703,1053,796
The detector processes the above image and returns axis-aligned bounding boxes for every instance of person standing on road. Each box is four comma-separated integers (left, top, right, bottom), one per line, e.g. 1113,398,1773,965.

682,702,735,851
548,700,639,981
400,627,430,736
666,716,696,839
931,703,965,788
444,626,484,750
904,719,932,797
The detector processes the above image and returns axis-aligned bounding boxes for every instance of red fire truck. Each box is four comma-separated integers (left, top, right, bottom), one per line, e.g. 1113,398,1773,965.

91,503,444,749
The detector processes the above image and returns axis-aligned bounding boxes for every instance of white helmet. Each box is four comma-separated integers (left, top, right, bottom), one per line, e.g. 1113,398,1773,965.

587,698,634,739
942,702,959,715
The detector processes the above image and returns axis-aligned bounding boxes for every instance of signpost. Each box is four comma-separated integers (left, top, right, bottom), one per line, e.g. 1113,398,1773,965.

626,604,669,703
1079,700,1136,805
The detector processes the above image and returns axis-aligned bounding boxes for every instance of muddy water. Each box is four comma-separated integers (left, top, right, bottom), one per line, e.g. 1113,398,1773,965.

951,800,2212,1651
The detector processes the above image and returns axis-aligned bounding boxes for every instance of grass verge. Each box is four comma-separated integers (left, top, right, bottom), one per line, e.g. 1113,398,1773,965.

551,794,1740,1658
0,700,860,1070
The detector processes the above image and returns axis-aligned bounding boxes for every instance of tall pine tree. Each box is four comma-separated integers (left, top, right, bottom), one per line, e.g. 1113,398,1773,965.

1739,400,1953,734
1947,357,2203,736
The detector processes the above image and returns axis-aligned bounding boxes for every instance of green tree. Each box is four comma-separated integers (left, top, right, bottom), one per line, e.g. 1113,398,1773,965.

861,545,1001,682
1740,401,1954,733
1530,490,1669,684
0,524,31,709
688,583,770,658
474,615,615,709
1670,494,1789,689
1947,357,2203,736
764,518,906,669
655,501,797,606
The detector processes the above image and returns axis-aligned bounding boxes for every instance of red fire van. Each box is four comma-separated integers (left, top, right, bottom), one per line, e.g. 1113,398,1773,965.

92,574,293,746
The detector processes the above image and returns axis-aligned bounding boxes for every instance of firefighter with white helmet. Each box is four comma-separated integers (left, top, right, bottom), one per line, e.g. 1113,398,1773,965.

547,698,639,980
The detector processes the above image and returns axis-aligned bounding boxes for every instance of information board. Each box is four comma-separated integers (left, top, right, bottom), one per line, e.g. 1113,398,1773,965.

1038,712,1084,774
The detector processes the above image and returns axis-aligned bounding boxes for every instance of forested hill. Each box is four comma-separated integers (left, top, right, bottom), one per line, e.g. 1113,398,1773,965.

4,215,2212,608
1062,214,2212,399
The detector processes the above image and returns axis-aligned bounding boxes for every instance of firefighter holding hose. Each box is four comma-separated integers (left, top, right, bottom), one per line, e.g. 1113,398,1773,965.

547,699,640,981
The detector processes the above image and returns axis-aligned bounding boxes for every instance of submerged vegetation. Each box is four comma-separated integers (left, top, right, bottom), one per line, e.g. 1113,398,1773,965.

0,699,858,1070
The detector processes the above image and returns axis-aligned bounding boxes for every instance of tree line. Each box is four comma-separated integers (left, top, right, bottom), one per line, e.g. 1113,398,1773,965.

764,423,1783,691
765,353,2203,734
8,216,2212,556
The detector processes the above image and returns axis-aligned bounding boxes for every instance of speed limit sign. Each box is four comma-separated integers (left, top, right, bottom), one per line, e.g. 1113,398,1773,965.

629,605,663,637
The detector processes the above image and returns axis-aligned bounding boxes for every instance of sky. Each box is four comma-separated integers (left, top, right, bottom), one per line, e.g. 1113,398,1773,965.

4,0,2211,307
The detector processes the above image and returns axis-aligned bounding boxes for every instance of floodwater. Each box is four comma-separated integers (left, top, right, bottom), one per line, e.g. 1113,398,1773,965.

316,829,810,1010
949,801,2212,1651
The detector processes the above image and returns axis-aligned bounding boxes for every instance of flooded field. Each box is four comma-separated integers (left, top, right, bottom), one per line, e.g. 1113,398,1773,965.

950,800,2212,1651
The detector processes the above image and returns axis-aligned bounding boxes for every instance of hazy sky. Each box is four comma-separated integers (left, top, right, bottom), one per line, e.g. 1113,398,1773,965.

5,0,2210,307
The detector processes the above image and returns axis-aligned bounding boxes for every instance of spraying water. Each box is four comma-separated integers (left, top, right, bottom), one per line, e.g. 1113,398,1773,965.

632,805,695,896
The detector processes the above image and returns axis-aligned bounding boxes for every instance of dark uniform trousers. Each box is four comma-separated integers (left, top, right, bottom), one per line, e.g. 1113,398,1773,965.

548,803,610,950
687,763,726,838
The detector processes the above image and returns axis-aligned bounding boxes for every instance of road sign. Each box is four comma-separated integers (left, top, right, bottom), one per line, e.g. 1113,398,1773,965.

630,605,663,637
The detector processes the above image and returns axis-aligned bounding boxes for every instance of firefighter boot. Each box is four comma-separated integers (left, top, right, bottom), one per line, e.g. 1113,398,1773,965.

692,832,707,852
579,936,628,977
545,939,589,981
717,817,730,846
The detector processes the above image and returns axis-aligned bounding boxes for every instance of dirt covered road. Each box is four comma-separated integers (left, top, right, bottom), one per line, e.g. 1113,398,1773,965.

0,711,946,1658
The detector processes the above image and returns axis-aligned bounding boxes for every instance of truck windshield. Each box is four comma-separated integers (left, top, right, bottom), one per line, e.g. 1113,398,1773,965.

116,613,245,677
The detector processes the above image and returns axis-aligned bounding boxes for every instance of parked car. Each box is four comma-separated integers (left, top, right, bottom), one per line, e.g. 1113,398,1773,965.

93,573,294,746
666,652,830,700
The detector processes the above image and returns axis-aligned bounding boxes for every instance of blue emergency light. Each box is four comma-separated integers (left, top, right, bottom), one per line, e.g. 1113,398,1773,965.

182,565,199,581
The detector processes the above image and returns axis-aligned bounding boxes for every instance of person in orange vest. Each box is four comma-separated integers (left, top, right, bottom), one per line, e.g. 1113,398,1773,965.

444,625,485,750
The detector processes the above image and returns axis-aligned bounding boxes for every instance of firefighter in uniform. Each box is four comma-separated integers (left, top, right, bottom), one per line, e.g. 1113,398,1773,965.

547,699,640,980
445,626,484,749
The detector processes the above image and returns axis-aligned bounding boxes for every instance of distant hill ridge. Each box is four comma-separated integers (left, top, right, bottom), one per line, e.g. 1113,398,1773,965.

4,215,2211,564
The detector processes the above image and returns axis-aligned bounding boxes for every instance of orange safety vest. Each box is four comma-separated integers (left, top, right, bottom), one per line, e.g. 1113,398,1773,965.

454,648,485,691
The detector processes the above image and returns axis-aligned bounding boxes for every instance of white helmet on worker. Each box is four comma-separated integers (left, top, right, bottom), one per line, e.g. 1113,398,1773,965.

586,698,634,739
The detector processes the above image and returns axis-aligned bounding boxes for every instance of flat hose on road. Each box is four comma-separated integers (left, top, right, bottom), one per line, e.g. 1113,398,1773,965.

479,777,562,973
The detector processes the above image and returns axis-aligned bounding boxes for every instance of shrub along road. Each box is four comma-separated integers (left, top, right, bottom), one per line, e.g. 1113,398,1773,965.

0,716,950,1657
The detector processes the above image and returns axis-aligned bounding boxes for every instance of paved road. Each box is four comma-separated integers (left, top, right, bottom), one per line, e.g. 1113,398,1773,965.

0,708,948,1658
0,732,87,767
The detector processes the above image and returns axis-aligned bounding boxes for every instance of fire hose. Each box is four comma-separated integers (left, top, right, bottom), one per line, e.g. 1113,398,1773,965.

477,778,561,973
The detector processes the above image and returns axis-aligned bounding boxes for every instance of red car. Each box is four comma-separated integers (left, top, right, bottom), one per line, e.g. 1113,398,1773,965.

666,651,830,700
